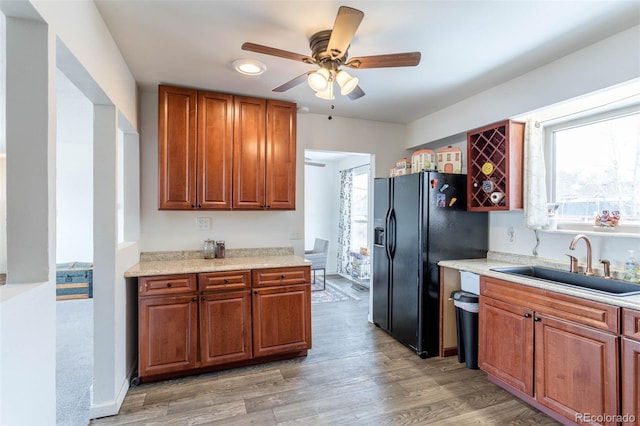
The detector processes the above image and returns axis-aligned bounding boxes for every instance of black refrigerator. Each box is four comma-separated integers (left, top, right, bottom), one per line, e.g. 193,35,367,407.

372,172,488,358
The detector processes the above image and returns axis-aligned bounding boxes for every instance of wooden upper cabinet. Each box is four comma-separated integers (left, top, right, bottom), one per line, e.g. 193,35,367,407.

158,85,197,209
233,96,266,209
467,119,524,211
198,91,233,209
265,100,297,210
158,85,296,210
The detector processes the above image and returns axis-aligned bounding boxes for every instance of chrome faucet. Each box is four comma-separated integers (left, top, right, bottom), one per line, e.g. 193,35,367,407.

569,234,594,276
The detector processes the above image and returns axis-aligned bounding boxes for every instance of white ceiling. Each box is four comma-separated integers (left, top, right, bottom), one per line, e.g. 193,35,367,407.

94,0,639,124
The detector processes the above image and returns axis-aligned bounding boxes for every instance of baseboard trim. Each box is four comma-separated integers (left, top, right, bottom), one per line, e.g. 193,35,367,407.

88,377,129,420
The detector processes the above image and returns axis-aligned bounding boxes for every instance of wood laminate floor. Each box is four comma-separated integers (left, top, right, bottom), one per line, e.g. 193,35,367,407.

91,287,559,425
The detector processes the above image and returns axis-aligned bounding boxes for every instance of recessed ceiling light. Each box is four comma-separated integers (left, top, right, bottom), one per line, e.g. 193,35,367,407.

233,59,266,76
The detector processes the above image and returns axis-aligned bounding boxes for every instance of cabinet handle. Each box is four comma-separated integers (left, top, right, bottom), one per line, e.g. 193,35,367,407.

266,205,271,209
191,204,195,208
524,313,531,318
224,279,229,284
254,290,258,295
534,317,541,322
201,296,205,301
281,274,286,279
192,297,196,302
166,283,172,288
197,204,202,208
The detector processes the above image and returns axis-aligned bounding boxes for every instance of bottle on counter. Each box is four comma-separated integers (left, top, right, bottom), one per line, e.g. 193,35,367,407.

623,250,639,282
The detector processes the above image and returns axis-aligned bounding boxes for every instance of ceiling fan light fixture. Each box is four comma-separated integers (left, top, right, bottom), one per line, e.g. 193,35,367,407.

233,59,266,75
315,85,335,100
307,68,330,92
336,70,358,95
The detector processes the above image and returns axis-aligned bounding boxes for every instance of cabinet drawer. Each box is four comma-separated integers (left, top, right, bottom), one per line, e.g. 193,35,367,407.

199,270,251,292
622,308,640,341
480,276,619,334
252,266,310,288
139,274,197,297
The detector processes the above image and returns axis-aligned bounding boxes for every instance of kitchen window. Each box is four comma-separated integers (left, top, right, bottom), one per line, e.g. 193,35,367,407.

546,105,640,233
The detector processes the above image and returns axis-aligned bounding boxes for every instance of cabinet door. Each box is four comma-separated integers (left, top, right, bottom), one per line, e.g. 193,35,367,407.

139,295,198,377
252,284,311,358
534,314,619,425
198,91,233,209
233,96,266,209
478,296,534,395
200,290,252,366
158,85,197,209
265,100,296,210
622,337,640,425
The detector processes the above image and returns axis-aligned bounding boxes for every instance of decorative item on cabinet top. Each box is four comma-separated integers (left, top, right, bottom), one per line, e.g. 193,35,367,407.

436,146,462,174
411,149,436,173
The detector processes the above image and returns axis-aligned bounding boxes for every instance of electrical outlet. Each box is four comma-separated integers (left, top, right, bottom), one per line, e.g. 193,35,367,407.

507,226,516,243
196,217,211,231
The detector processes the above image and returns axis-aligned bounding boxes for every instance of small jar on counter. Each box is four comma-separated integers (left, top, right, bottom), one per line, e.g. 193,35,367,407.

203,239,215,259
215,240,225,259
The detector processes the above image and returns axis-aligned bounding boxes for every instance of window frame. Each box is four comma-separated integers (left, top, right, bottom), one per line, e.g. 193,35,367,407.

544,103,640,235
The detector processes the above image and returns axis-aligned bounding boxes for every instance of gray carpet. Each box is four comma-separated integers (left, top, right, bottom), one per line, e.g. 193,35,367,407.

56,298,92,426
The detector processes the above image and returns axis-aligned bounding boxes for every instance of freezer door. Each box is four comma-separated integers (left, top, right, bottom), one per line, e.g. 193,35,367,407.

372,178,391,330
389,173,422,351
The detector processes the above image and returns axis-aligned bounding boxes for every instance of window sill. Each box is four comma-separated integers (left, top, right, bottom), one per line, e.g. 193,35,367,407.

539,223,640,238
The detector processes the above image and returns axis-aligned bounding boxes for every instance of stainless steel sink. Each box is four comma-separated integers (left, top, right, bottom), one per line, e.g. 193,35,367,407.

490,266,640,296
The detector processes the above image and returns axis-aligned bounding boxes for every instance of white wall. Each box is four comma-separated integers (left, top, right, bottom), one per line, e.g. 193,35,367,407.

0,0,139,423
407,26,640,148
56,70,93,263
406,25,640,271
139,92,408,256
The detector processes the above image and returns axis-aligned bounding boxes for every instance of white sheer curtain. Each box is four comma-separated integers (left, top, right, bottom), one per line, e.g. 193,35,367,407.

524,117,549,229
337,169,353,274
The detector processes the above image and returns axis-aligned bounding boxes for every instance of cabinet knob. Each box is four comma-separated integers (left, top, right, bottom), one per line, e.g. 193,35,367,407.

534,317,541,322
254,290,258,295
524,313,531,318
224,279,229,284
192,297,197,302
166,283,172,288
197,204,202,208
201,296,205,301
191,204,196,208
281,274,286,279
266,205,271,209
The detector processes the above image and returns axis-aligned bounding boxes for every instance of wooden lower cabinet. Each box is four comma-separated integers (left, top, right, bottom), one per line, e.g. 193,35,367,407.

479,276,621,426
478,296,533,395
622,338,640,425
252,284,312,357
622,308,640,425
199,290,252,366
534,314,619,423
139,294,199,377
138,266,311,381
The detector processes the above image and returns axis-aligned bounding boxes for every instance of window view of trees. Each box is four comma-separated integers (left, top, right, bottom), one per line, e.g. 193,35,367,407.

552,111,639,225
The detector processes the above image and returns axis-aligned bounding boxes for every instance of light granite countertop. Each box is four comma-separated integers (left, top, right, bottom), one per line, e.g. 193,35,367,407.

125,247,310,278
439,255,640,310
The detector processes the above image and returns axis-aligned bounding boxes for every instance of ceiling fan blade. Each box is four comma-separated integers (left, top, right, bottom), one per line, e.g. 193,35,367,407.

345,52,421,69
273,72,313,92
242,42,315,64
348,85,365,100
327,6,364,59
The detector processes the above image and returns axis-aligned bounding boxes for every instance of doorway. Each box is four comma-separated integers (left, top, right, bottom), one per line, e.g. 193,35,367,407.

304,149,372,302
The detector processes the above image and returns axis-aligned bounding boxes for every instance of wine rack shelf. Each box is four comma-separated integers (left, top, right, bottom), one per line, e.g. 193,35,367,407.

467,120,525,211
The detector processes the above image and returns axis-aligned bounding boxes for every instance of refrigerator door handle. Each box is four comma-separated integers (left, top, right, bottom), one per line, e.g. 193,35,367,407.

388,209,397,259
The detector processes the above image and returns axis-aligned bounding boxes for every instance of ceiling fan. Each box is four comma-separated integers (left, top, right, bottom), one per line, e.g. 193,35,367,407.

241,6,421,101
304,157,326,167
